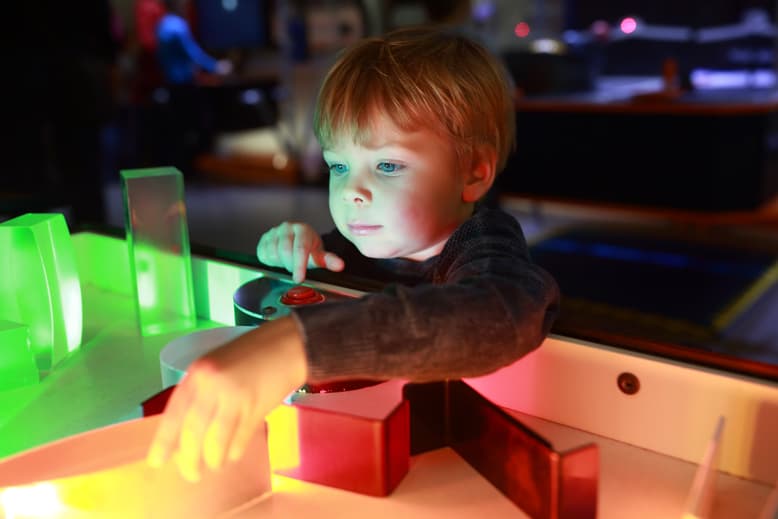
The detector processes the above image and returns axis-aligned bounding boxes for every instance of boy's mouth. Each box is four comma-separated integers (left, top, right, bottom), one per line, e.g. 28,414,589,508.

347,223,383,236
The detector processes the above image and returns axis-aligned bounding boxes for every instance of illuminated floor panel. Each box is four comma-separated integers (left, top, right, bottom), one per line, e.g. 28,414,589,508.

0,415,271,519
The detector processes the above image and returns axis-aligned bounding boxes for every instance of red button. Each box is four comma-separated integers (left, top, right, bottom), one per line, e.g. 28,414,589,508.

281,286,325,306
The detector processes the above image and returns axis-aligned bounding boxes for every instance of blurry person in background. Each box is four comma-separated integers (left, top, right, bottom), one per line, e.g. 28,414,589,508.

4,0,119,226
154,0,232,176
156,0,232,86
128,0,167,168
133,0,166,104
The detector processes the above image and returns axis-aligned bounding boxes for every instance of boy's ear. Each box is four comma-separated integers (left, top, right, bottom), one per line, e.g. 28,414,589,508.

462,149,497,203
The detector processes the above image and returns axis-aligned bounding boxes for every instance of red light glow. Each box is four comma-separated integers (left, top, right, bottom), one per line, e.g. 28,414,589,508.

620,17,637,34
514,22,530,38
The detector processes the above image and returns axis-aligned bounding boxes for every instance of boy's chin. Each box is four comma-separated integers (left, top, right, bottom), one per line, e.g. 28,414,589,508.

353,241,431,261
350,241,397,260
354,246,393,259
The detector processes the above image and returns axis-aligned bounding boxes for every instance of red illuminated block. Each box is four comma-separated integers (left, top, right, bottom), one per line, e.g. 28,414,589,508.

273,379,410,496
275,400,409,496
405,380,598,519
142,385,176,416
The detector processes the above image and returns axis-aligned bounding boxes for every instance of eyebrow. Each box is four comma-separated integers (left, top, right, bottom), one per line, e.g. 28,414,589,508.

323,139,421,155
322,128,423,152
362,139,405,150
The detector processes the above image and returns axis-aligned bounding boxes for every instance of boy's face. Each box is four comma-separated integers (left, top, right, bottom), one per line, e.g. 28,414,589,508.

324,117,472,261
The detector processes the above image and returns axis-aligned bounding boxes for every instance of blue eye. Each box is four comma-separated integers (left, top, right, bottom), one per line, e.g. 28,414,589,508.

328,163,348,175
377,162,403,175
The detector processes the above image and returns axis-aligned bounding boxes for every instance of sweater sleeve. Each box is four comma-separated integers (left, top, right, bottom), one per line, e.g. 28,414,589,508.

293,209,560,383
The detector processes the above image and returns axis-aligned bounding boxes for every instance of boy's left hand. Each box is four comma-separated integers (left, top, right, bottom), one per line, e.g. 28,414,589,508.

146,317,308,482
257,222,344,283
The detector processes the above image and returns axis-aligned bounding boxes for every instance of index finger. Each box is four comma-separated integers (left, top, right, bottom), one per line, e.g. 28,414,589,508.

292,229,311,284
310,250,344,272
147,377,196,468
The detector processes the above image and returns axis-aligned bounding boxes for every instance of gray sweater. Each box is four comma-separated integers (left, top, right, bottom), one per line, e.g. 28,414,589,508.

293,207,560,383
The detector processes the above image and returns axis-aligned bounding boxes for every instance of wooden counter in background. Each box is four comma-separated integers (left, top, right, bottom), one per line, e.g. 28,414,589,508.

501,78,778,213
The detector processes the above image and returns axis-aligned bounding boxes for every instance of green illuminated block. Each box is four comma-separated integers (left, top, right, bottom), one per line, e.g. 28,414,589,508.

0,321,38,390
121,167,196,336
0,213,82,370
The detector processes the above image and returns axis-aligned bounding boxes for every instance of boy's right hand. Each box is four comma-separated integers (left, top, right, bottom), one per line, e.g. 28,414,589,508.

257,222,345,283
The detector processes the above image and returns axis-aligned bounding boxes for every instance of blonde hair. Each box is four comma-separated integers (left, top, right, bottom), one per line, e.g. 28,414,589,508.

313,26,516,172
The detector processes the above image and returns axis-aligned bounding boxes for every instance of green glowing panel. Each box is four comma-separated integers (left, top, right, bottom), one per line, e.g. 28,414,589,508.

72,232,133,296
0,213,82,370
192,259,264,325
121,168,196,336
0,321,38,390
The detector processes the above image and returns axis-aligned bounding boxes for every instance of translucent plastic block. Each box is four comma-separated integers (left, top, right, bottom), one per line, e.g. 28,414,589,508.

0,213,82,370
0,321,38,390
121,168,196,336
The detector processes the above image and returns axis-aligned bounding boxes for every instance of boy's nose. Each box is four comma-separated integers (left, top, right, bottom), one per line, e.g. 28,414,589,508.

345,190,371,206
341,175,372,206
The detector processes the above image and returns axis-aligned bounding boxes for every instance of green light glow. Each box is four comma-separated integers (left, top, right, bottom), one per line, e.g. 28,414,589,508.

71,232,133,296
71,232,264,325
0,321,38,390
121,168,196,336
0,213,82,370
192,259,264,325
0,231,236,459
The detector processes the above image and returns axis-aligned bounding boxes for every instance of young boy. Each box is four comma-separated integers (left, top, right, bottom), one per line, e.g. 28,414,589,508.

148,26,560,482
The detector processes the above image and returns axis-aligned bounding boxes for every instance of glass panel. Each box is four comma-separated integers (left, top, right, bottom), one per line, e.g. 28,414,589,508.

0,213,82,371
120,168,196,336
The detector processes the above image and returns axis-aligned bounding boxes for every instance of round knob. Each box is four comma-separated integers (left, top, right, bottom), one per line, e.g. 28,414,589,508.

280,285,325,306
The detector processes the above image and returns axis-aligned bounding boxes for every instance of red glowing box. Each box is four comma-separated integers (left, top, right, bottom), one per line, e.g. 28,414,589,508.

272,379,410,496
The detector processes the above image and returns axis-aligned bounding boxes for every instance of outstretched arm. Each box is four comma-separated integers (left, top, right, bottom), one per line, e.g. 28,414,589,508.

176,21,219,73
